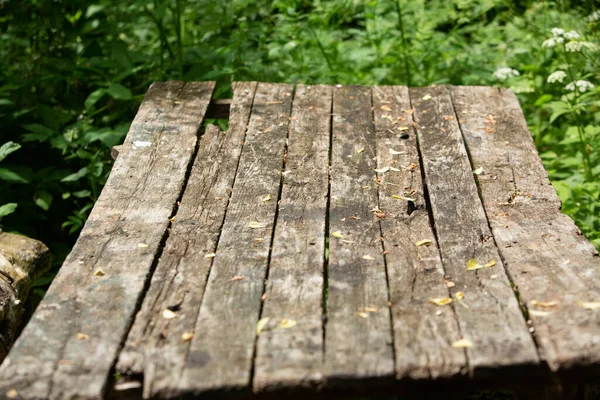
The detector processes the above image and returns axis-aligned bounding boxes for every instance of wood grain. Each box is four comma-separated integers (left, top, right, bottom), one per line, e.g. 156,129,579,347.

253,85,332,393
0,81,215,400
323,85,395,390
116,82,257,398
371,86,467,381
451,85,600,376
175,83,294,396
410,85,539,378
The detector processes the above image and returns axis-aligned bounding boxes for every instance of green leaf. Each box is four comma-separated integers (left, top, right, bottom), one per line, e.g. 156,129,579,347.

106,84,132,100
534,94,553,107
0,168,28,183
0,203,17,218
85,89,106,110
85,4,105,18
73,190,91,198
0,141,21,162
34,191,53,211
0,99,14,106
61,167,88,182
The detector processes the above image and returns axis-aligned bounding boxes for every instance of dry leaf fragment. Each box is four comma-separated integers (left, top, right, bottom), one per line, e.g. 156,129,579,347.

6,389,18,399
392,195,416,202
455,292,465,300
389,166,401,172
256,317,270,334
362,307,378,312
182,332,194,341
380,105,392,111
397,126,409,131
261,194,272,202
443,115,454,121
467,259,483,271
248,221,265,229
94,268,105,277
473,167,484,175
389,149,405,155
362,185,370,189
204,253,216,258
530,300,558,308
254,237,264,242
356,312,369,318
137,243,149,248
374,166,390,173
362,255,374,260
422,94,433,101
231,276,245,281
430,297,453,306
415,239,432,246
452,338,473,348
332,231,343,238
579,301,600,310
162,309,177,319
76,333,89,340
279,319,297,329
484,259,496,268
529,310,552,317
445,280,456,288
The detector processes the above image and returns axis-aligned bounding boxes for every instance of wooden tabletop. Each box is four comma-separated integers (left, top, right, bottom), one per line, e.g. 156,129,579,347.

2,82,600,400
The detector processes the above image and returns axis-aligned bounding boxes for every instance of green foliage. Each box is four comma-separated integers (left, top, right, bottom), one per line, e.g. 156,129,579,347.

0,0,599,282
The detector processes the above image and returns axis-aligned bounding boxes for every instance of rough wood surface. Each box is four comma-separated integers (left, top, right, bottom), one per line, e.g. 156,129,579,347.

0,231,51,361
116,82,257,398
451,85,600,376
0,81,214,400
323,85,395,389
253,85,332,393
371,86,467,381
411,85,539,378
176,83,294,396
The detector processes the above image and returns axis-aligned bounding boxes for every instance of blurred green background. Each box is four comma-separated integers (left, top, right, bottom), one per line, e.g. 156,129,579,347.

1,0,599,299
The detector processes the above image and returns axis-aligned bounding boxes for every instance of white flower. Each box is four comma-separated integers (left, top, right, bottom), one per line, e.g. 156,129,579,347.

564,30,580,40
493,67,520,81
565,80,595,92
589,11,600,22
551,28,565,37
547,71,567,83
565,41,598,52
542,38,556,48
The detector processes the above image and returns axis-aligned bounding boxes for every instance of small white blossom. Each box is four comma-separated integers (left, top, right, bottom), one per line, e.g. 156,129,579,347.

551,28,565,37
564,30,580,40
547,71,567,83
565,41,598,52
542,38,556,48
565,80,595,92
556,37,565,44
589,11,600,22
493,67,520,81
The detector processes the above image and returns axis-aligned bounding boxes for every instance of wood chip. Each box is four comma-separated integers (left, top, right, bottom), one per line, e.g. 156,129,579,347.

380,105,392,112
362,255,374,260
248,221,265,229
355,312,369,318
374,166,389,173
529,310,553,317
181,332,194,341
231,276,245,281
76,333,89,340
530,300,559,309
162,309,177,320
204,253,216,258
578,301,600,310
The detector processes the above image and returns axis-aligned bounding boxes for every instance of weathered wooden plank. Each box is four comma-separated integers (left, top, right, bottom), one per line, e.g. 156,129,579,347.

253,85,332,392
116,82,257,398
176,83,294,396
371,86,467,381
0,81,215,400
451,86,600,376
410,85,539,378
323,85,395,388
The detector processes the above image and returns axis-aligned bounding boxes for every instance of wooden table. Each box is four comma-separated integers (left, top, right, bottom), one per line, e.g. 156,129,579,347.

2,82,600,400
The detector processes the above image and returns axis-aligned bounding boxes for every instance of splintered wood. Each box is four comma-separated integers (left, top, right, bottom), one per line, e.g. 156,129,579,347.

2,83,600,400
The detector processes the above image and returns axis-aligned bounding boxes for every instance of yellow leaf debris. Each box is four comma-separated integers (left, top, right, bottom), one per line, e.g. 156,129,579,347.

529,310,552,317
137,243,149,248
430,297,453,306
484,259,496,268
578,301,600,310
94,268,105,277
182,332,194,341
332,231,343,238
261,194,272,202
452,338,473,348
355,312,369,318
374,166,390,173
380,105,392,112
362,255,374,260
422,94,433,101
256,317,270,335
415,239,432,246
467,259,483,271
389,149,405,155
392,195,416,202
279,319,297,329
162,309,177,320
76,333,89,340
473,167,484,175
356,147,364,153
530,300,558,309
6,389,18,399
204,253,216,258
